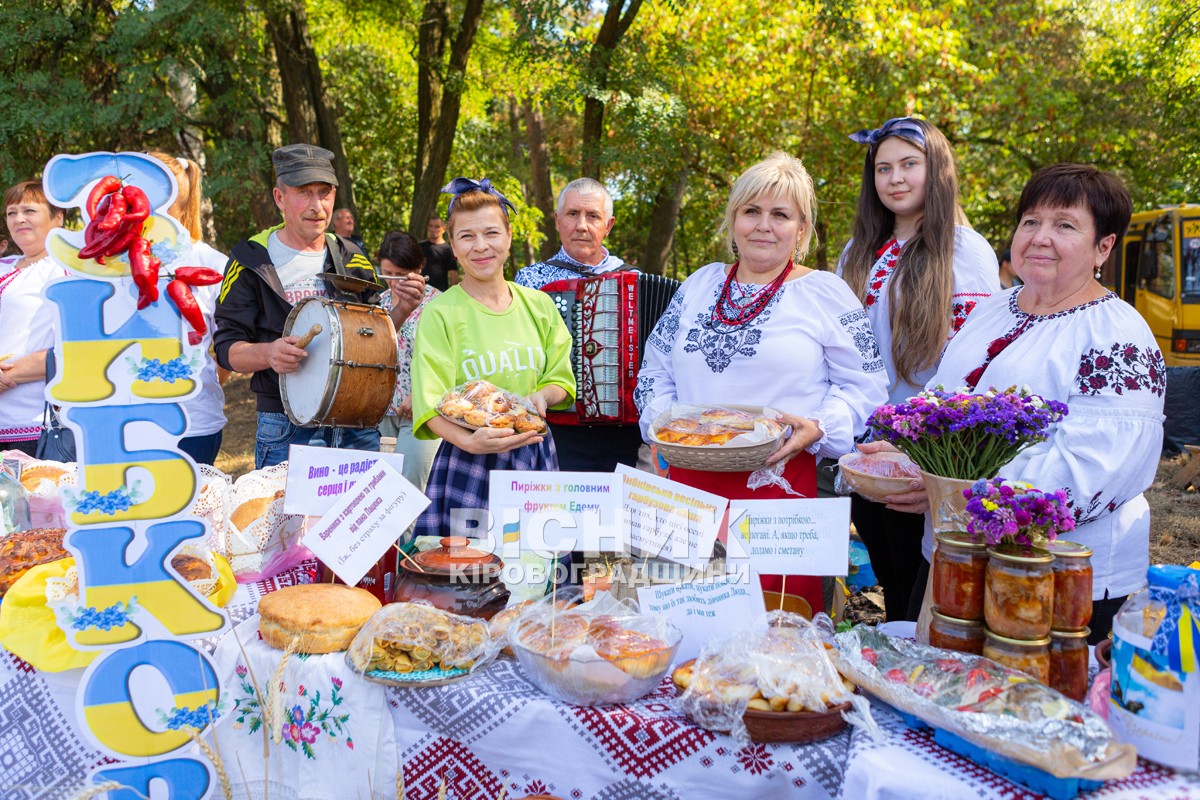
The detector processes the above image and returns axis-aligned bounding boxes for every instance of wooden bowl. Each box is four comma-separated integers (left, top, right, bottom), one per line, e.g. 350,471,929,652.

838,451,921,502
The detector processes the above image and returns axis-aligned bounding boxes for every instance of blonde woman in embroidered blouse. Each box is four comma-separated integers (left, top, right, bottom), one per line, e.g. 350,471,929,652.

0,181,66,456
881,163,1165,644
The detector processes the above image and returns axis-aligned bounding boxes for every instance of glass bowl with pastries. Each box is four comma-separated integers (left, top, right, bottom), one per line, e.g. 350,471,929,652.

437,379,547,434
673,610,864,744
508,592,681,706
346,601,499,687
650,404,787,472
836,450,921,503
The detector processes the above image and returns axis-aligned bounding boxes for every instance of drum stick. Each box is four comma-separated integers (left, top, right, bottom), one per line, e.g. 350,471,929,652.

295,324,322,349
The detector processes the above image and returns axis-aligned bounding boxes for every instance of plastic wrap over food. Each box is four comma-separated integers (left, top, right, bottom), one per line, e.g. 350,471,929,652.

834,626,1136,780
347,601,498,677
678,611,859,743
437,379,547,432
488,587,584,656
509,591,681,706
651,404,784,448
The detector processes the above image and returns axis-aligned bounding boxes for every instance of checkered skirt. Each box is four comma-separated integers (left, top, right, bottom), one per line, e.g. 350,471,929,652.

414,434,559,538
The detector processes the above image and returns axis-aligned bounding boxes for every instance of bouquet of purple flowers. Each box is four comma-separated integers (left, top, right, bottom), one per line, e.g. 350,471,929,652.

964,477,1075,547
866,386,1068,479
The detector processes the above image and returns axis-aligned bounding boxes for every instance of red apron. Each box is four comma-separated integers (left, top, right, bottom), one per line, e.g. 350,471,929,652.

668,455,823,617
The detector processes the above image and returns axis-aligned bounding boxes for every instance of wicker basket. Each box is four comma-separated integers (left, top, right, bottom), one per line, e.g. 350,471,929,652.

651,404,786,472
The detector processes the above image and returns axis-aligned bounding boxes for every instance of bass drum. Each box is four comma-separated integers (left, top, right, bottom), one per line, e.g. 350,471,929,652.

280,298,398,428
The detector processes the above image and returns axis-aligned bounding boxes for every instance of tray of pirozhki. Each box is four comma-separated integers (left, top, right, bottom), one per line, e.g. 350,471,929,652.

650,404,787,471
437,380,547,433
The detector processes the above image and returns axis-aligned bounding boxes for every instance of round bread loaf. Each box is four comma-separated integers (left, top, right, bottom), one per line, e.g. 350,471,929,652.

257,584,382,654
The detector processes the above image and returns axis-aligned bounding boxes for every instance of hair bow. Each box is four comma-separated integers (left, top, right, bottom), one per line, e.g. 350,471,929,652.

440,177,516,217
848,116,927,149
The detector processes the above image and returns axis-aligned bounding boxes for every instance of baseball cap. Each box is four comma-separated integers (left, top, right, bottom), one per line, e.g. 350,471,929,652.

272,144,339,187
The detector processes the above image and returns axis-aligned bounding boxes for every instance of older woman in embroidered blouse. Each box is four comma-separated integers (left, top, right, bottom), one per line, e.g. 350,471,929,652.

636,152,888,615
878,164,1165,643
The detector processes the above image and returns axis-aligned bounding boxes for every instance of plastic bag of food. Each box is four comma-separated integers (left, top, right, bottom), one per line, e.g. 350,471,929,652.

488,587,584,656
835,626,1136,780
437,379,547,433
508,591,681,706
347,601,497,680
650,404,784,448
677,611,861,743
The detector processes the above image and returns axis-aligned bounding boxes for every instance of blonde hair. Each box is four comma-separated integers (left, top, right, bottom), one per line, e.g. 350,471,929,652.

146,150,203,241
720,151,818,262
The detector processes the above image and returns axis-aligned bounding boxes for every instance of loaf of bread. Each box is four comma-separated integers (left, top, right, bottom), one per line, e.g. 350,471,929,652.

258,584,382,654
0,528,68,595
230,489,285,532
19,464,68,492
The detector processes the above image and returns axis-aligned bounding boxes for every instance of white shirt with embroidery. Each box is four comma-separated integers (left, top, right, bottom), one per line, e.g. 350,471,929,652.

927,287,1166,599
635,263,888,460
0,255,67,441
839,225,1000,405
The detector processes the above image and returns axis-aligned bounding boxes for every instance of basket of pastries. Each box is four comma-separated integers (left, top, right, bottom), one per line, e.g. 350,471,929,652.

650,404,786,472
837,450,921,503
674,611,860,744
834,626,1136,781
508,592,681,706
438,380,547,433
347,601,497,687
258,583,382,654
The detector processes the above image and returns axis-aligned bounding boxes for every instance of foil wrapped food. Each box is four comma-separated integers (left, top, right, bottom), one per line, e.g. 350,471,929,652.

835,626,1136,780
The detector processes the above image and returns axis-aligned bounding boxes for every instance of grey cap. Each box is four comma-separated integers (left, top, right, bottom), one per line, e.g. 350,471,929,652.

272,143,339,187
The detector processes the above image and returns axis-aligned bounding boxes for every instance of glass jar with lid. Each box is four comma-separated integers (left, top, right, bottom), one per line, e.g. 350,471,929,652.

929,609,985,654
1045,540,1093,632
983,629,1051,683
1049,628,1090,701
933,532,988,621
984,543,1054,640
0,461,31,536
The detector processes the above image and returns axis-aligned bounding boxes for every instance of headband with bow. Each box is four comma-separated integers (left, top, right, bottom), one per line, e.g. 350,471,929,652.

440,177,516,217
848,116,927,149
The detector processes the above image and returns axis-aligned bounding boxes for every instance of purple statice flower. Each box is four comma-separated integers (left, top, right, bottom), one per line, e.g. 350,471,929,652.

964,477,1076,547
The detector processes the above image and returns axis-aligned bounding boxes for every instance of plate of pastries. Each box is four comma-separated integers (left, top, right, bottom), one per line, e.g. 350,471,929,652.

347,601,494,687
437,380,547,433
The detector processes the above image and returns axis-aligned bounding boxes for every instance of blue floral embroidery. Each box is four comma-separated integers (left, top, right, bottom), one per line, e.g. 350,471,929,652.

838,308,884,372
634,375,654,414
682,283,783,373
647,288,685,355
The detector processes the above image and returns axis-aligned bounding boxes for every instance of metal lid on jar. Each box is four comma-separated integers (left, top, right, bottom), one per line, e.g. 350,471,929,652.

984,628,1051,647
1050,628,1091,639
406,536,503,578
1044,540,1093,559
935,531,987,549
931,609,984,627
987,542,1053,564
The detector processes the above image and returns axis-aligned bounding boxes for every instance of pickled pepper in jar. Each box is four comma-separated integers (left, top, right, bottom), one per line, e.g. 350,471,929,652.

1049,628,1090,701
1046,540,1093,632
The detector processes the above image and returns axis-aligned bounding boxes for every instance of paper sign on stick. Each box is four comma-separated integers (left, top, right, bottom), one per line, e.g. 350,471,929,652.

617,464,727,569
283,445,406,517
488,471,623,556
303,462,429,586
732,498,851,576
637,579,763,664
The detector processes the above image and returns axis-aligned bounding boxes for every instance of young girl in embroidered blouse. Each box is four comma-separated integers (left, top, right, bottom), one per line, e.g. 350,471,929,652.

838,117,1000,623
410,180,575,541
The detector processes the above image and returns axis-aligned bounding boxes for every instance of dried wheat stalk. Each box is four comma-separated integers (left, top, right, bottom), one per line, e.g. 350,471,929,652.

265,636,300,745
187,728,233,800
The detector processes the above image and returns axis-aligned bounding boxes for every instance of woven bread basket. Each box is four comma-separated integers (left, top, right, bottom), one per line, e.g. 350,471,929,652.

651,404,786,472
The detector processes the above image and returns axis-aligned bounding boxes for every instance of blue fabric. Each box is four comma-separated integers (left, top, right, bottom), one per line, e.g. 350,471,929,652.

179,431,223,466
848,116,927,149
414,434,558,540
255,411,380,469
440,177,516,217
513,246,626,290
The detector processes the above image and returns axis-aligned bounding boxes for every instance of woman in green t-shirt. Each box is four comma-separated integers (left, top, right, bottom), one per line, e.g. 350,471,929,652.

410,179,576,539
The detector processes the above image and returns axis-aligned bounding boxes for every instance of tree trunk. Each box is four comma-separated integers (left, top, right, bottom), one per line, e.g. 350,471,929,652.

265,0,356,217
409,0,486,236
523,99,557,261
640,171,687,275
580,0,644,178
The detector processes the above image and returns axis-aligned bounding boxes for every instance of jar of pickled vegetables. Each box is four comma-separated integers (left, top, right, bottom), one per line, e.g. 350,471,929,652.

929,609,985,655
1049,628,1090,701
983,629,1051,683
984,544,1054,640
1045,540,1093,632
933,532,988,621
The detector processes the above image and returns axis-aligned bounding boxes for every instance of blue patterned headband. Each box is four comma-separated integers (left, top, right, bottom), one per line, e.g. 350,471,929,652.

848,117,927,149
441,177,516,217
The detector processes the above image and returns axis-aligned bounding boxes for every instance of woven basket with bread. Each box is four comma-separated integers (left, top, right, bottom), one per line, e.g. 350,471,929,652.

651,404,786,472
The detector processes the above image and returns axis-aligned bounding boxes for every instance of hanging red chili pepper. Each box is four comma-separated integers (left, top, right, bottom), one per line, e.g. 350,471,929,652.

128,237,160,308
96,190,128,232
172,267,224,286
167,279,205,346
85,176,122,219
121,185,151,225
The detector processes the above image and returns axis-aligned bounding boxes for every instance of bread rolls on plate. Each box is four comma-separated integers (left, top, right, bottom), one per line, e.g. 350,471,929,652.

437,379,547,433
258,584,382,653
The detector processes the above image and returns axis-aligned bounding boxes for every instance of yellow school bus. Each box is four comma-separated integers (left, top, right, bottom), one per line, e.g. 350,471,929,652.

1100,205,1200,366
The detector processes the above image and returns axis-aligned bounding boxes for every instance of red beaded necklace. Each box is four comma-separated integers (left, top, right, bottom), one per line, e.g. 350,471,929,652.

711,260,793,327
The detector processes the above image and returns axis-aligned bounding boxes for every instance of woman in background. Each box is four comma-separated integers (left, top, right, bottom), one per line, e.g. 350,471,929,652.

839,117,999,622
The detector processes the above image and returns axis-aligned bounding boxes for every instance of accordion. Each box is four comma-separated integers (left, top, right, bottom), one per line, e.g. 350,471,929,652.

542,270,681,425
